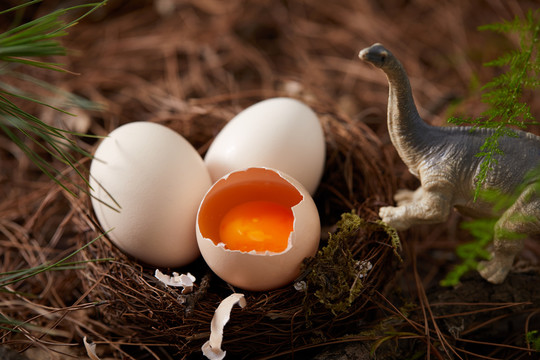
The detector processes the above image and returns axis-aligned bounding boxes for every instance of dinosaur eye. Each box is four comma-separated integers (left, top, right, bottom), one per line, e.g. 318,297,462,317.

379,51,387,64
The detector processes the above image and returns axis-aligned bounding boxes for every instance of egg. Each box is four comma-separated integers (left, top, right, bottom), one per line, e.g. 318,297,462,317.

204,97,326,195
196,167,321,291
89,122,212,267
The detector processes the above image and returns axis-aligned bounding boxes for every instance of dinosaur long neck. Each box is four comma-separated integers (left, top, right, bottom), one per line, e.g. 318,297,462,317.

384,61,430,175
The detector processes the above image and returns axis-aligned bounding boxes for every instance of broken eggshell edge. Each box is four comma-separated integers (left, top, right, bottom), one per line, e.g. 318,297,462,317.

196,167,321,291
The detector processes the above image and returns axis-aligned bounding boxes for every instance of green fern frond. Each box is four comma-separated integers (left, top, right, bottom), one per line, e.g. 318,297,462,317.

526,330,540,351
449,9,539,200
442,10,540,286
441,167,540,287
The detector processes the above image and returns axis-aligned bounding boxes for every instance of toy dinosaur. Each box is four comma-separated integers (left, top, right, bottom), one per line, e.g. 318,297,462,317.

358,43,540,284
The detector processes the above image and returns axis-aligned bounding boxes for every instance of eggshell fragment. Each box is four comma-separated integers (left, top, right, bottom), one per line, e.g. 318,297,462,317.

89,122,212,267
154,269,196,294
196,167,321,291
83,337,101,360
202,293,246,360
204,97,326,195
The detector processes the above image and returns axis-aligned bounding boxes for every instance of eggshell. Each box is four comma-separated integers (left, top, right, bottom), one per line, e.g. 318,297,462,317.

204,97,326,195
89,122,212,267
196,167,321,291
202,293,246,360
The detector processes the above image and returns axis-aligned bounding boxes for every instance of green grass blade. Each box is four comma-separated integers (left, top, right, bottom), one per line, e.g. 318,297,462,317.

0,233,110,289
0,0,41,15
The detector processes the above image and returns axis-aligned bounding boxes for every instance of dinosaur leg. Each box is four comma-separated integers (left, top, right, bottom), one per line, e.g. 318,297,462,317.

394,187,424,206
379,186,453,230
478,184,540,284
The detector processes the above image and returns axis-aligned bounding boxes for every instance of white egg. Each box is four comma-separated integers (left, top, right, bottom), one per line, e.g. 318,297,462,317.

204,97,326,195
196,167,321,291
89,122,212,267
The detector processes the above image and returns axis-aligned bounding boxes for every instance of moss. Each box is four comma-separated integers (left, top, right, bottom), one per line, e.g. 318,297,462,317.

374,219,402,261
299,212,402,316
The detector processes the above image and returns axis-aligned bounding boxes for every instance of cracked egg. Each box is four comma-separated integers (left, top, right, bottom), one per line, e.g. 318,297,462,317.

196,167,321,291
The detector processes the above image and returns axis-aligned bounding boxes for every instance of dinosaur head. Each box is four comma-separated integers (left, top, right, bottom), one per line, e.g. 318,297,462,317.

358,43,391,68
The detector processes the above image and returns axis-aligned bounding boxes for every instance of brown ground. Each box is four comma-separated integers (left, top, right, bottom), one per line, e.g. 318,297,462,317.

1,0,540,359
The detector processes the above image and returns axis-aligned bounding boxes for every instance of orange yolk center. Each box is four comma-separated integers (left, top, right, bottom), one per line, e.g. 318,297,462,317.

219,201,294,252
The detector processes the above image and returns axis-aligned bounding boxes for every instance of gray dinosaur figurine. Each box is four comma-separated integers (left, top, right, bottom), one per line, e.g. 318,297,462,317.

359,43,540,284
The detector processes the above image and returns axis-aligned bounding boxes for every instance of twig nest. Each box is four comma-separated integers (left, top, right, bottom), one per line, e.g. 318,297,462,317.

79,98,398,358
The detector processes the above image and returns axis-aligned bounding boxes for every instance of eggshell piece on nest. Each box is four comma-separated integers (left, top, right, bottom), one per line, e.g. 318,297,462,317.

204,97,326,195
202,293,246,360
154,269,196,294
83,337,101,360
196,167,321,291
89,122,212,268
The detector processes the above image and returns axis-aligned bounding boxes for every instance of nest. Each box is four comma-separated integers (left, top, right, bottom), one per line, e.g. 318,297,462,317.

77,97,400,358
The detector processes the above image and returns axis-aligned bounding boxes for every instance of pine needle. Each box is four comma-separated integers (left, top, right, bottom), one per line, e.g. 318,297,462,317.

0,0,107,196
0,232,111,291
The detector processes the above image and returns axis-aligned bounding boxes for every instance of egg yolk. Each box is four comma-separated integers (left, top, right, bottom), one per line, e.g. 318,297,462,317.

219,201,294,252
